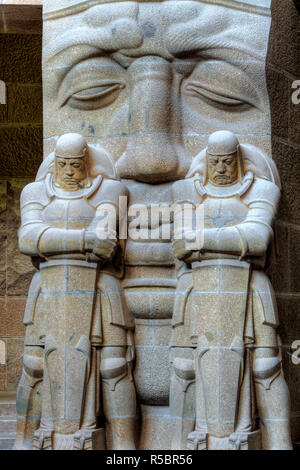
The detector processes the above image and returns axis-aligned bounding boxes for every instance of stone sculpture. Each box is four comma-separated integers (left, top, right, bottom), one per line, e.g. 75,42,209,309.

42,0,274,448
171,130,292,450
15,133,136,450
15,0,292,450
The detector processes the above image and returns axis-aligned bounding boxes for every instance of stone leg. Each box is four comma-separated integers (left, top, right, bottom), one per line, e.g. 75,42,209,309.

81,346,99,430
186,342,209,451
169,347,195,450
228,348,259,450
253,347,292,450
100,346,136,450
33,334,93,450
73,347,105,450
14,346,43,450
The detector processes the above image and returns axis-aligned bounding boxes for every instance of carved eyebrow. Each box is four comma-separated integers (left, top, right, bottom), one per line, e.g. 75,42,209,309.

45,20,143,66
165,12,268,64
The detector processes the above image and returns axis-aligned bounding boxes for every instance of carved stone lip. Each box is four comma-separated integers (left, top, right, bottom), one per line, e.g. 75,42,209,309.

63,178,79,183
213,175,233,183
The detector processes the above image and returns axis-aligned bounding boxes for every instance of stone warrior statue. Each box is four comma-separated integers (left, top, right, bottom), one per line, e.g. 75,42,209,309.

170,131,292,450
15,133,136,450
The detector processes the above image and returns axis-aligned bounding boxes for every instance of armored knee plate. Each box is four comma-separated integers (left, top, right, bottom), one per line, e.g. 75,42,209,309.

100,357,128,391
173,358,195,392
253,357,281,390
22,354,44,387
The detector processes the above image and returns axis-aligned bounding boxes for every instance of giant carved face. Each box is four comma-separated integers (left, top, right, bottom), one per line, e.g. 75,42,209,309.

43,0,272,183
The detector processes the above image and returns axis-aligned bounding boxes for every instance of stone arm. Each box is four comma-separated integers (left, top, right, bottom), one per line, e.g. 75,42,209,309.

172,178,280,261
18,183,86,257
199,199,276,258
84,179,128,260
19,180,128,260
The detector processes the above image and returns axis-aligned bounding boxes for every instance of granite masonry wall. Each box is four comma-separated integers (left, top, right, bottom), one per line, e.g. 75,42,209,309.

266,0,300,444
0,33,42,392
0,0,300,444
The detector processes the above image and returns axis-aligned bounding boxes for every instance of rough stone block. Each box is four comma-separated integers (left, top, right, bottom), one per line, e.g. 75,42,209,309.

0,34,42,83
7,84,42,124
0,127,42,177
277,296,300,350
272,140,300,224
0,368,6,391
139,405,173,450
267,0,300,76
0,102,7,123
6,180,35,296
289,224,300,293
0,4,42,35
267,221,290,293
266,66,289,140
0,297,26,338
5,338,24,391
134,345,170,406
0,181,7,297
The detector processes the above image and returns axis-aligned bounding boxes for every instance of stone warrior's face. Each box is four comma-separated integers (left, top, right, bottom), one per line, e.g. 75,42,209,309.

207,152,238,186
55,156,88,191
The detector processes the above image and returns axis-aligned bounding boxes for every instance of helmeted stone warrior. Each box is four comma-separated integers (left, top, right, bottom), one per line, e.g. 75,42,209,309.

15,133,136,450
170,130,292,450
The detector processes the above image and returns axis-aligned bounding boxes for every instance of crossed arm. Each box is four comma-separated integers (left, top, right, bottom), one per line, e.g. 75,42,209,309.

172,179,280,261
18,181,124,261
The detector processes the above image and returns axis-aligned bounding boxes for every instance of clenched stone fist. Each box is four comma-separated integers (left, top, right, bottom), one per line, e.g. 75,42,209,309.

172,238,193,261
84,231,117,261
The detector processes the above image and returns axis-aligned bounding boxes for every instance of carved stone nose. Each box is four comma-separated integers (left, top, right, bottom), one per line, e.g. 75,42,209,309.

216,162,225,173
117,56,190,182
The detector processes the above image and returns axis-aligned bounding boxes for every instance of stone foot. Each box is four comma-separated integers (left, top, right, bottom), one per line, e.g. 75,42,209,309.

32,429,53,450
186,431,207,450
73,428,105,450
228,432,250,450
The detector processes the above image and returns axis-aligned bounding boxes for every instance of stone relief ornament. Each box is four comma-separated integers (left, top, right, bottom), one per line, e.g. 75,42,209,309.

171,131,292,450
15,134,136,450
15,0,292,450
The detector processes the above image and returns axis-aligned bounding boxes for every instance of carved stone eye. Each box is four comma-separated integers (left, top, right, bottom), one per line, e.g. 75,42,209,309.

66,82,125,110
184,81,247,107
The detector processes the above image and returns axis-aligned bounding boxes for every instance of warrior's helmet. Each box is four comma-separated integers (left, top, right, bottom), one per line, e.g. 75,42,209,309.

205,130,243,183
55,133,88,159
207,130,239,157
